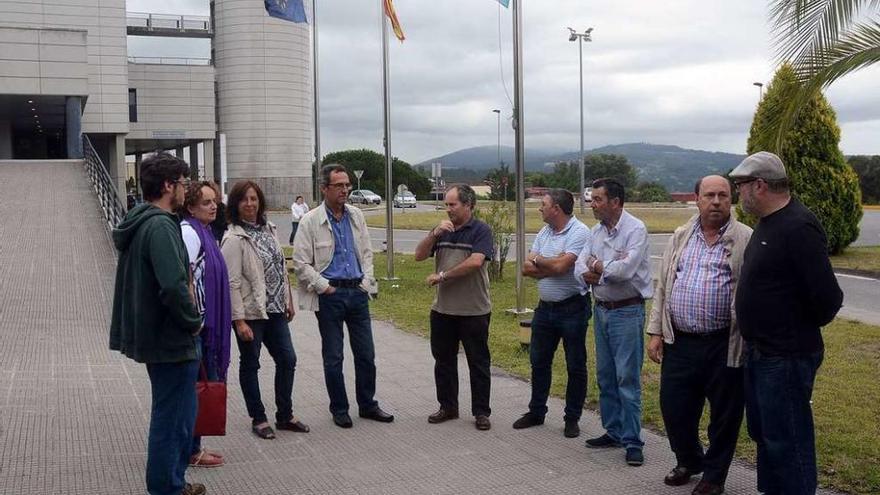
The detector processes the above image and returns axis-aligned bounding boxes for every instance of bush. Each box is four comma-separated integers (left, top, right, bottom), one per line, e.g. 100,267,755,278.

322,149,432,199
473,202,513,281
630,181,671,203
743,64,862,254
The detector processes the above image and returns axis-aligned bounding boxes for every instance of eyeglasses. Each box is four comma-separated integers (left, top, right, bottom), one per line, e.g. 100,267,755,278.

327,182,352,190
733,178,759,189
175,178,191,188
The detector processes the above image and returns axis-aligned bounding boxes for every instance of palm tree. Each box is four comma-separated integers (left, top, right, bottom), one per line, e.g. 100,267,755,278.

767,0,880,148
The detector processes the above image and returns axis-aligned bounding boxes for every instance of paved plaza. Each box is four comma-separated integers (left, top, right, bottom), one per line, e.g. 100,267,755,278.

0,162,836,494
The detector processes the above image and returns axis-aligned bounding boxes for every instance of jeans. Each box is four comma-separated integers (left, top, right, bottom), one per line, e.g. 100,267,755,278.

660,332,744,485
146,359,200,495
593,303,645,449
191,336,221,456
289,221,299,244
430,311,492,417
235,312,297,424
745,346,823,495
529,295,591,422
316,287,378,415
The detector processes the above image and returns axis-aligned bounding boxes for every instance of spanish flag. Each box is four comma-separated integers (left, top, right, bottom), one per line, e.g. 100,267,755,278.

384,0,405,41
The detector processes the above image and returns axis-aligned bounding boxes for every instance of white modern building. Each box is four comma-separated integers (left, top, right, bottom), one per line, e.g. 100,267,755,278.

0,0,314,207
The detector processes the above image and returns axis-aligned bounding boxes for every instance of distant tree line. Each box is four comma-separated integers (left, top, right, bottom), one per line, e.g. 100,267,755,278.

848,156,880,204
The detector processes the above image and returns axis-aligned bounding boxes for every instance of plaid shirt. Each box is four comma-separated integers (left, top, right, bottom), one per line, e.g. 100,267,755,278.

668,222,732,334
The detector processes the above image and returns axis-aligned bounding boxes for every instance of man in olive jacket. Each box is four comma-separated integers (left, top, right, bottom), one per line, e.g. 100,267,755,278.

109,152,205,495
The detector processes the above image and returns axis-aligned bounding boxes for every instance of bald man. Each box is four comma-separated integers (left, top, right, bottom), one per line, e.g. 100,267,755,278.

646,175,752,495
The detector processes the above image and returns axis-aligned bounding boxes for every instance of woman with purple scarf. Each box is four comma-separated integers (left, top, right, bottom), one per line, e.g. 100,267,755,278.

180,181,232,468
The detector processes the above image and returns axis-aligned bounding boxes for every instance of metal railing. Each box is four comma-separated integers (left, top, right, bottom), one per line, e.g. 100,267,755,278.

83,135,126,231
127,56,212,66
127,12,212,32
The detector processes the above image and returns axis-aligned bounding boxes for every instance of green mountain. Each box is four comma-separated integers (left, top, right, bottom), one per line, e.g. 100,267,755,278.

417,143,746,192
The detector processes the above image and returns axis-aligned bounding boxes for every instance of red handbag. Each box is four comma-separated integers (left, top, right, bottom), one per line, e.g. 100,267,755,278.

194,365,227,436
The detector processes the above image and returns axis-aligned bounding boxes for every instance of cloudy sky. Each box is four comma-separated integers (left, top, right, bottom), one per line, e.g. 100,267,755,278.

127,0,880,163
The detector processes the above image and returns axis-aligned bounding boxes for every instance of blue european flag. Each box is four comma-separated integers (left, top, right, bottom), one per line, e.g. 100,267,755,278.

265,0,308,23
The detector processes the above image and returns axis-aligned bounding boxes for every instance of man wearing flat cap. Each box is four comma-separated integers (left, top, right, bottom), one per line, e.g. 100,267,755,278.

731,151,843,495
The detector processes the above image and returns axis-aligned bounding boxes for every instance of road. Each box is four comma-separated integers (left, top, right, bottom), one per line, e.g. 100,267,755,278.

268,210,880,326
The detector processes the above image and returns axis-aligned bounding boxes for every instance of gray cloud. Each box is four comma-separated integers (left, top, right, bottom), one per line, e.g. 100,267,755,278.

127,0,880,162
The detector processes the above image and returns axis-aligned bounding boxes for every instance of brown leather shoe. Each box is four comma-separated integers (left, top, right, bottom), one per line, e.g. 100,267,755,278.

276,419,310,433
182,482,207,495
692,480,724,495
664,466,702,486
428,408,459,424
475,415,491,431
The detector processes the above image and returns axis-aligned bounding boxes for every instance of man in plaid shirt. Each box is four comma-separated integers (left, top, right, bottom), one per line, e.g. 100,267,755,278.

646,175,752,495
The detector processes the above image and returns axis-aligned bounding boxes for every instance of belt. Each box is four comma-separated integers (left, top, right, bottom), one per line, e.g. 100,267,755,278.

538,293,590,310
675,329,728,340
328,278,362,288
595,296,643,310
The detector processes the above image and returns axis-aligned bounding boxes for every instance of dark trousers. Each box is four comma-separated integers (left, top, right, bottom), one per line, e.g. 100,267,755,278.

289,221,299,244
660,332,744,486
146,359,199,495
430,311,492,417
235,312,297,424
745,346,823,495
316,287,378,415
529,294,591,421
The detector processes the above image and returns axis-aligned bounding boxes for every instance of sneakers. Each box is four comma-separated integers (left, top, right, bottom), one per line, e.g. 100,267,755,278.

625,447,644,466
563,420,580,438
182,483,207,495
428,408,459,424
512,412,545,429
189,450,224,468
475,415,491,431
584,433,622,448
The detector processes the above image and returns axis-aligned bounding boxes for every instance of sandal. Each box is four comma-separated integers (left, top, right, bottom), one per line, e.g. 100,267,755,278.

189,449,224,468
276,418,310,433
252,423,276,440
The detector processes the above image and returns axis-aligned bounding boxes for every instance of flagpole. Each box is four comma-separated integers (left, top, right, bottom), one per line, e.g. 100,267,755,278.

312,0,321,204
511,0,528,314
381,1,397,280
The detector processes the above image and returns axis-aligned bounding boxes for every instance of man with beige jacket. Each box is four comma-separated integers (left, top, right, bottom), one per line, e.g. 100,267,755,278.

292,164,392,429
646,175,751,495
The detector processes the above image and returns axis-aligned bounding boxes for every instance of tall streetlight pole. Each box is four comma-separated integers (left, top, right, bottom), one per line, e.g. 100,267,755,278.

492,108,502,200
753,81,763,103
312,0,321,204
568,27,592,215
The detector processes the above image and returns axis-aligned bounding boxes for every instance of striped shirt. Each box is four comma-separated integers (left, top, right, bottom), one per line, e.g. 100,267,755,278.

531,216,591,302
181,221,206,318
669,222,732,334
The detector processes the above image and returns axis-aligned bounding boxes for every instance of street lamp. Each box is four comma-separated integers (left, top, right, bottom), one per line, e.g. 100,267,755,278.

568,27,593,214
753,81,763,103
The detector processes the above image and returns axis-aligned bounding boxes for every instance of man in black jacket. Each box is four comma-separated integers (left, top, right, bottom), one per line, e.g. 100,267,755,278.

731,151,843,495
110,152,205,495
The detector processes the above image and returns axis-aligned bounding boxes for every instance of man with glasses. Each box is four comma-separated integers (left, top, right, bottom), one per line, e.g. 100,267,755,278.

292,164,394,429
731,151,843,495
574,178,653,467
512,189,591,438
110,152,206,495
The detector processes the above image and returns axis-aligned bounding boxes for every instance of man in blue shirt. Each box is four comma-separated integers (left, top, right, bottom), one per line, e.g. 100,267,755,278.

292,164,393,428
513,189,591,439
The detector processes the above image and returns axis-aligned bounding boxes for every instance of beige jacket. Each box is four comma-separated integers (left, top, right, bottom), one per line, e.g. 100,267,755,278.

291,202,378,312
646,214,752,367
221,222,292,321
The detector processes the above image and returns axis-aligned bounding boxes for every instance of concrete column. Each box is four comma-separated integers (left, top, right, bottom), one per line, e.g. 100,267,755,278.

65,96,83,159
175,146,184,158
108,134,127,196
0,121,11,159
135,153,143,196
202,139,215,181
190,144,200,178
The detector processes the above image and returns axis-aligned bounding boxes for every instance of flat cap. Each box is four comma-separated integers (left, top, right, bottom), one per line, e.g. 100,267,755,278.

729,151,787,181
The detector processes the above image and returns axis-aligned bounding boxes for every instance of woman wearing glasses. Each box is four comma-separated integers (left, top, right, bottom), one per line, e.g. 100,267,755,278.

221,180,308,440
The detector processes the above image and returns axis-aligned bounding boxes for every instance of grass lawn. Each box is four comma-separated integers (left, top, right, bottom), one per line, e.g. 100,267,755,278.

363,253,880,494
830,246,880,275
367,204,696,234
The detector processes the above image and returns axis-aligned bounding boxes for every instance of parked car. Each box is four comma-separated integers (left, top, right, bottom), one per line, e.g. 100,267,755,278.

348,189,382,205
583,187,593,204
393,191,417,208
